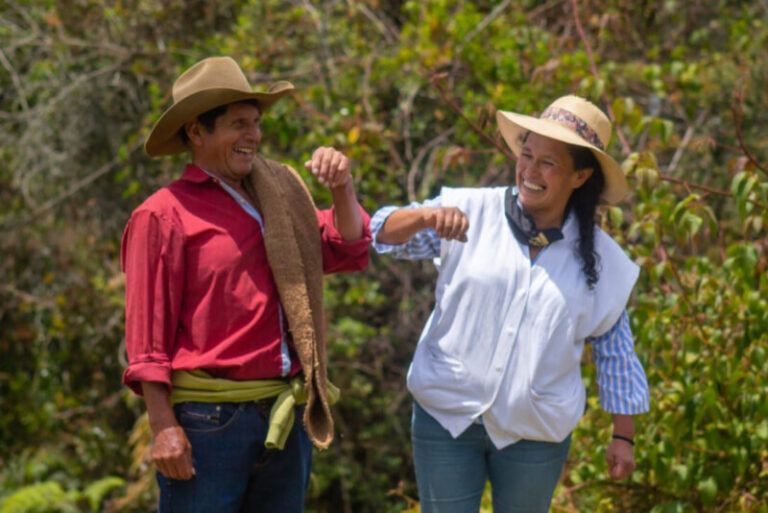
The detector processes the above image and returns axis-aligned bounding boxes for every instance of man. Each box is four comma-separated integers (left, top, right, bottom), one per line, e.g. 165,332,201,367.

121,56,371,512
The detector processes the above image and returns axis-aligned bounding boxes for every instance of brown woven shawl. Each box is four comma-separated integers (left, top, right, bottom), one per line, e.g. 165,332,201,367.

243,155,334,449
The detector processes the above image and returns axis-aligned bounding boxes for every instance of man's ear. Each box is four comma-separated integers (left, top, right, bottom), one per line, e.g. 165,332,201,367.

573,167,594,189
185,121,204,147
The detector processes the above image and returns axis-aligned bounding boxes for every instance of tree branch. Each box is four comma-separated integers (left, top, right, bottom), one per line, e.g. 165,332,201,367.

0,47,29,111
570,0,632,155
352,2,399,44
665,110,708,173
401,83,420,163
0,284,55,309
0,141,143,232
655,172,767,210
462,0,513,45
430,73,516,162
299,0,336,104
407,127,455,202
732,87,768,177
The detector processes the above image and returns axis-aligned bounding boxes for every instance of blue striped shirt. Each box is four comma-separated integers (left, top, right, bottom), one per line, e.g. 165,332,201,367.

371,198,650,415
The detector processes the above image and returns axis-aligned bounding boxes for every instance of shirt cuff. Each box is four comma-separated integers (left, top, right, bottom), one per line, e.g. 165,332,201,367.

371,206,410,254
600,398,650,415
595,355,651,415
122,354,172,395
318,205,372,245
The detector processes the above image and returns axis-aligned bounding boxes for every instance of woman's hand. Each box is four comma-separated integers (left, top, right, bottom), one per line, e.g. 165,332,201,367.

375,206,469,245
606,438,635,480
423,207,469,242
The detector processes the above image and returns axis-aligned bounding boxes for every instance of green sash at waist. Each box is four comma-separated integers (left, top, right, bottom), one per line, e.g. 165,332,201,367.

170,370,340,450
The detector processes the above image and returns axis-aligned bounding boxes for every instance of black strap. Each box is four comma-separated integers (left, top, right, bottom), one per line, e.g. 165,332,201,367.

612,434,635,446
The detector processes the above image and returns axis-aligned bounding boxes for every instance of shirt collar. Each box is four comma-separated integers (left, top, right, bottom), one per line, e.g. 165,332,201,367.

180,164,213,184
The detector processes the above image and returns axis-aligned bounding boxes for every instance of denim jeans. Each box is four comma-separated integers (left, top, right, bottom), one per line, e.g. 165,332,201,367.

412,402,571,513
156,400,312,513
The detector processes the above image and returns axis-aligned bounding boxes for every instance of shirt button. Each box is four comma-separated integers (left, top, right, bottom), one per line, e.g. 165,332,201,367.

495,366,503,372
506,326,514,334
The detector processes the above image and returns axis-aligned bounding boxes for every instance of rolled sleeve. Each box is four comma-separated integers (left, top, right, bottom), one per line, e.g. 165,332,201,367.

120,209,185,395
590,310,650,415
371,197,442,260
316,205,372,274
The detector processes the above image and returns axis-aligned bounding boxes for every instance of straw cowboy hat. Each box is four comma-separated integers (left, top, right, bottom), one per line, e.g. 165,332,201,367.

496,95,629,204
145,56,295,157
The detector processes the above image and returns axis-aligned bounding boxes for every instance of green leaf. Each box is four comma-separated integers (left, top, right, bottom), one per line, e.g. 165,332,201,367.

82,476,125,511
621,152,640,174
0,481,67,513
757,420,768,440
672,194,700,224
672,463,689,483
697,476,718,506
683,212,703,238
607,206,624,228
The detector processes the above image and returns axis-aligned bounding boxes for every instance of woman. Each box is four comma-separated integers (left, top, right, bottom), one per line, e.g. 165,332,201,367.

372,96,649,513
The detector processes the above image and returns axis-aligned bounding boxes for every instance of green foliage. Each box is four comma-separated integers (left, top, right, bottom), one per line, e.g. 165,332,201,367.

1,0,767,512
82,478,126,512
0,482,72,513
0,477,124,513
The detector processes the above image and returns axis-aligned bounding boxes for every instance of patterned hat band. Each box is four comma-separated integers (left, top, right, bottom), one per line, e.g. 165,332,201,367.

540,106,605,151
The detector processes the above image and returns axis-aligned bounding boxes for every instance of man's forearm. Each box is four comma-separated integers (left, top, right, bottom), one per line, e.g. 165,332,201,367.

141,381,195,479
142,381,178,433
331,180,364,240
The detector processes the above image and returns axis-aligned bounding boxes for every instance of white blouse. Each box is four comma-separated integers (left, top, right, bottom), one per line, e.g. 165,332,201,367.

406,187,639,448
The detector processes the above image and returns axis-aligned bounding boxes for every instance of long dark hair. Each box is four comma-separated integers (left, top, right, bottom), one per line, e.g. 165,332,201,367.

565,145,605,290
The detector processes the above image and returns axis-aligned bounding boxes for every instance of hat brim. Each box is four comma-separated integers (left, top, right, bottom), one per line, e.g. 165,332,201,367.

496,110,629,204
145,83,295,157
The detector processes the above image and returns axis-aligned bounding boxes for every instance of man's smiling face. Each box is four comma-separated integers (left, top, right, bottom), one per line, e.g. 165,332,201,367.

189,102,262,184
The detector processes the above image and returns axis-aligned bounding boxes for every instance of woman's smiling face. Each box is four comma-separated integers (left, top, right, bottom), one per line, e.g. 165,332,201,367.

515,132,592,228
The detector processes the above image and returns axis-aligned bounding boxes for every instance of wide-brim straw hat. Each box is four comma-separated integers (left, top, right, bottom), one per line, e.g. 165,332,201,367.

496,95,629,204
145,56,295,157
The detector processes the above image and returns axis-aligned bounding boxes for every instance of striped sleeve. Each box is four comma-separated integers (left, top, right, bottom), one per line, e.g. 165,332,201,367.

590,310,650,415
370,196,442,260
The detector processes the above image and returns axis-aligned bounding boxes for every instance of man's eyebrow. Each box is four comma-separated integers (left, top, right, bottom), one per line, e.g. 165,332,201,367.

230,115,261,124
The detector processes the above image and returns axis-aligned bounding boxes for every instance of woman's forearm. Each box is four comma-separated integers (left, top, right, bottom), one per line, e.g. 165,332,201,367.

375,208,432,245
612,414,635,439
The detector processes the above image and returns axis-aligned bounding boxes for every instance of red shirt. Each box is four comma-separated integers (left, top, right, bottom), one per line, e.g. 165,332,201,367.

121,164,371,394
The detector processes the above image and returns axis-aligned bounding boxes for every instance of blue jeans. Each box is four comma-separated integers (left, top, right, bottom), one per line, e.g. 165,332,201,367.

157,400,312,513
412,402,571,513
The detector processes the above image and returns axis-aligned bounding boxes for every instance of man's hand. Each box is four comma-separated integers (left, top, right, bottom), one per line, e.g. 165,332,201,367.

141,381,195,481
305,146,351,189
152,424,195,480
424,207,469,242
606,438,635,480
